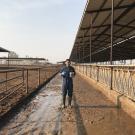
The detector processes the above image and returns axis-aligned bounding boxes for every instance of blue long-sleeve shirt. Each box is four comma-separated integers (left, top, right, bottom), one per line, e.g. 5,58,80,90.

60,66,76,90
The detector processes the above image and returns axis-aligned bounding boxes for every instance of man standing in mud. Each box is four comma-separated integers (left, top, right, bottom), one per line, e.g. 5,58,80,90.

60,59,76,109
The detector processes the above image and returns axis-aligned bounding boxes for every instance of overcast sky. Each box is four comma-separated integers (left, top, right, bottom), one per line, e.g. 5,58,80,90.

0,0,86,63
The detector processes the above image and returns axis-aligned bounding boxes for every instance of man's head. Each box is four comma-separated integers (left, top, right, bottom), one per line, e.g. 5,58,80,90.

65,59,71,67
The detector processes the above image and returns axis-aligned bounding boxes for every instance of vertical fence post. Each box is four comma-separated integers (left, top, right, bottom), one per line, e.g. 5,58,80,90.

86,65,87,76
51,67,53,76
81,65,82,73
45,68,47,81
6,72,8,91
88,65,89,77
38,68,41,86
26,69,28,94
81,65,83,73
83,65,84,74
46,68,48,80
8,52,10,68
84,65,85,75
48,67,50,78
85,65,86,75
22,69,25,85
97,66,99,82
90,65,92,78
81,65,83,74
110,66,113,90
44,68,46,81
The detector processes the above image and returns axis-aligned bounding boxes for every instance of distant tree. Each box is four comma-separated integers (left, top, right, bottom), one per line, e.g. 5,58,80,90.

9,51,19,58
25,55,29,58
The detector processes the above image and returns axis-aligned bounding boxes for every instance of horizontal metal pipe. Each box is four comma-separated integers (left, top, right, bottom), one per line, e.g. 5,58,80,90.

0,76,23,84
0,82,24,102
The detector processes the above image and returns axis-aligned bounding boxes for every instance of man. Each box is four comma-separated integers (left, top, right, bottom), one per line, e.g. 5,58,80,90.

60,59,76,108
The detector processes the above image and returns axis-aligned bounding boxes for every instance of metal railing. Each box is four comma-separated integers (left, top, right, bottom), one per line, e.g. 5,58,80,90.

74,64,135,101
0,65,61,116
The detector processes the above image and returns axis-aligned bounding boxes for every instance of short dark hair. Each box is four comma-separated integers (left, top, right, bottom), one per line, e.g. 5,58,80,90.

66,59,71,62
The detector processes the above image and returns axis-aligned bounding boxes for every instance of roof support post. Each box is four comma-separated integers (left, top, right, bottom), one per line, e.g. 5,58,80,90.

76,47,78,63
89,15,93,63
83,31,85,63
110,0,114,65
79,45,81,63
110,0,114,90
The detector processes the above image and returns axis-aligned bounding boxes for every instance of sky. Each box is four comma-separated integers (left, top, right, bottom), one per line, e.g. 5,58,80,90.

0,0,86,63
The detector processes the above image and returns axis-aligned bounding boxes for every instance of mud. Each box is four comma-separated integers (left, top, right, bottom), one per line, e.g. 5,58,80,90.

0,68,55,117
0,75,62,135
60,74,135,135
0,74,135,135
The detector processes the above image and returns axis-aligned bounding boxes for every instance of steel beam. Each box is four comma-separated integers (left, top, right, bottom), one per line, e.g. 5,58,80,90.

86,3,135,14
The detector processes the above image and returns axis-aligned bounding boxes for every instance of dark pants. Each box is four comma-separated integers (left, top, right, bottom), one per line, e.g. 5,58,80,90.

62,88,73,97
62,78,73,106
62,78,73,96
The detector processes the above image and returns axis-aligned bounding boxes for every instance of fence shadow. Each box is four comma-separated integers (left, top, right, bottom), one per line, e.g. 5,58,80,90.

116,94,125,108
73,95,88,135
76,105,117,109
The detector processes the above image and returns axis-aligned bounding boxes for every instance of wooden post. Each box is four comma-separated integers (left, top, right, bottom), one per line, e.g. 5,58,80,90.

38,68,41,86
26,69,28,94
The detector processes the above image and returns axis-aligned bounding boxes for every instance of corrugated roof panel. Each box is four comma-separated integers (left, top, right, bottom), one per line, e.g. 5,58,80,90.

70,0,135,63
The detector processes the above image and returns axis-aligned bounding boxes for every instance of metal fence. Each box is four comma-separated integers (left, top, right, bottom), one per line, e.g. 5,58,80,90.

0,65,60,116
74,64,135,101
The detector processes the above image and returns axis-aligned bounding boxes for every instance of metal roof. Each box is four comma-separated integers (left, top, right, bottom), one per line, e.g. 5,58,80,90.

0,47,10,52
70,0,135,63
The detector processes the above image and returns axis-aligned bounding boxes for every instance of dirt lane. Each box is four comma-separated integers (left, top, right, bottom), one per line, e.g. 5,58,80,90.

0,74,135,135
61,74,135,135
0,75,63,135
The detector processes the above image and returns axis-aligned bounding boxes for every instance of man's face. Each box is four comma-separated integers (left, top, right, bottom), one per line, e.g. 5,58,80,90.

65,60,70,67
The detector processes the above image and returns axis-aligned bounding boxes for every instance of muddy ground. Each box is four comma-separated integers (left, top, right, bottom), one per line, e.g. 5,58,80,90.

0,74,135,135
0,67,56,117
61,74,135,135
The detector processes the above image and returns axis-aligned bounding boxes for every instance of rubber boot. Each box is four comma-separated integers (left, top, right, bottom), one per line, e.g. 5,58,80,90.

62,96,66,108
68,96,72,106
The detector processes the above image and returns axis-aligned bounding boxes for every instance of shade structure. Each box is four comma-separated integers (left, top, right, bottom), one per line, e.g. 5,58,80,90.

0,47,10,52
70,0,135,63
